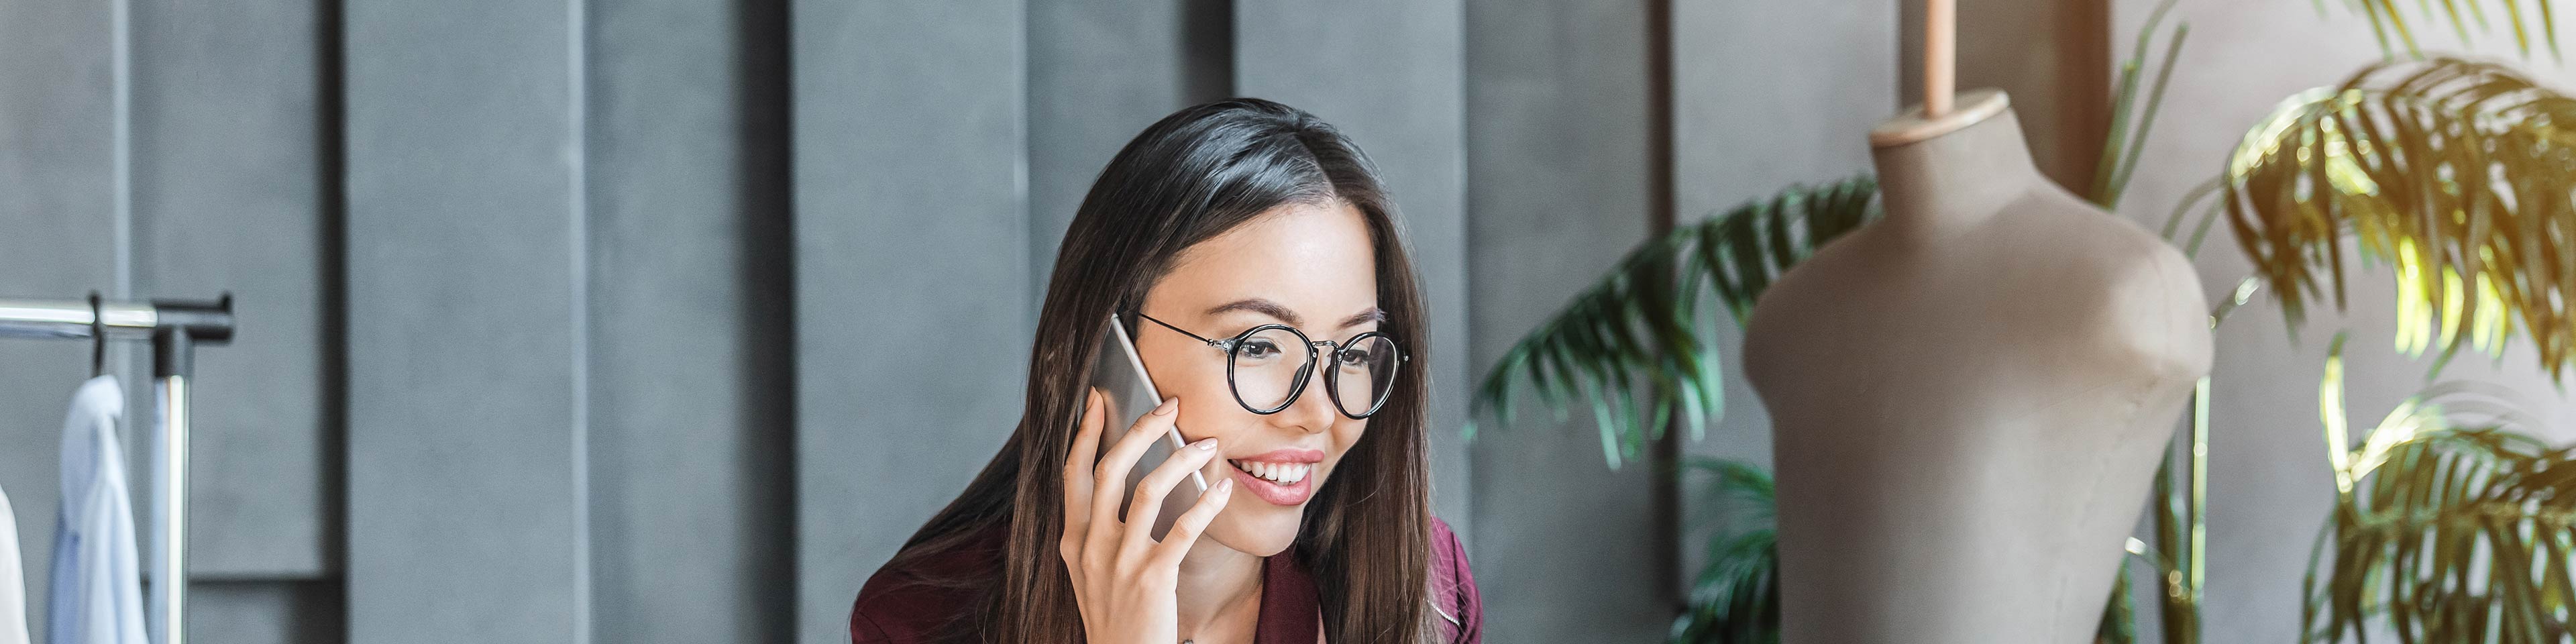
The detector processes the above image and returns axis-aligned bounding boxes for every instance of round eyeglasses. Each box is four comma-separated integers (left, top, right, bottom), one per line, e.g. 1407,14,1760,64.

1134,311,1407,419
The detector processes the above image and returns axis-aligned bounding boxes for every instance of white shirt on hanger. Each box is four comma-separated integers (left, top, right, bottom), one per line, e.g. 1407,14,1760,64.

48,376,146,644
1,479,28,644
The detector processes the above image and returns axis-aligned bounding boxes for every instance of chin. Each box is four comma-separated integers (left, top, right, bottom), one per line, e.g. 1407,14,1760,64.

1205,502,1307,557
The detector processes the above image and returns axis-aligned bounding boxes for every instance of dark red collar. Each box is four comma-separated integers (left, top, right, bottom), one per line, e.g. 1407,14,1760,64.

1254,548,1321,644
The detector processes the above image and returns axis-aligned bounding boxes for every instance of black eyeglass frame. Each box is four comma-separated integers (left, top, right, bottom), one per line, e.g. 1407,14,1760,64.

1132,311,1408,419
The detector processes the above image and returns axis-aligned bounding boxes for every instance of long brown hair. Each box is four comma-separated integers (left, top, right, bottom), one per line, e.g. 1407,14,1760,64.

881,99,1437,643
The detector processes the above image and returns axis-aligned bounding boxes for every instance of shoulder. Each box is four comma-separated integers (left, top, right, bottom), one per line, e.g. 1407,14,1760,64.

1426,516,1483,642
2094,232,2213,380
1427,516,1478,600
2008,199,2212,381
850,531,1004,644
1428,516,1469,567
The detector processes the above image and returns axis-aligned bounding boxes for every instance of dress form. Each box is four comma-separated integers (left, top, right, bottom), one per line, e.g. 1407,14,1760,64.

1739,85,2213,643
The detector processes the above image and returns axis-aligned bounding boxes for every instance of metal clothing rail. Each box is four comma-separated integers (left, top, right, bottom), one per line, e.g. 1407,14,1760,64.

0,295,233,644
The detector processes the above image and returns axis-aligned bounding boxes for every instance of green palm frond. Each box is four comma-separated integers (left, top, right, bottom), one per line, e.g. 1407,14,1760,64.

1668,458,1780,644
2330,0,2565,60
2100,556,2141,644
1463,177,1880,468
2224,57,2576,380
2303,333,2575,643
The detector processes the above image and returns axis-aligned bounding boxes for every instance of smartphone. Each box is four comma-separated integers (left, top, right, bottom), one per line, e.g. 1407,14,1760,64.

1091,313,1209,540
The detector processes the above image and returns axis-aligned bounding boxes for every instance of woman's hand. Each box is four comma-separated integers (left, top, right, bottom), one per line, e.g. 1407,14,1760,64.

1061,388,1236,643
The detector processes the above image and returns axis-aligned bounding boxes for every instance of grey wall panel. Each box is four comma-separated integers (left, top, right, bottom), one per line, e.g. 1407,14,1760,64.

342,0,586,639
1671,1,1894,221
1462,1,1666,641
129,0,331,580
0,0,118,637
186,580,343,644
1233,0,1474,539
791,2,1028,643
586,0,794,641
1025,0,1230,286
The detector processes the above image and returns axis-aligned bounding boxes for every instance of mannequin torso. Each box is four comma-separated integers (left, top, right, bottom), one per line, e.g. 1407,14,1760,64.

1741,91,2212,643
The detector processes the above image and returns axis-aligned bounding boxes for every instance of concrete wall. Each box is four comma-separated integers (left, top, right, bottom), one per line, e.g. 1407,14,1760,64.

584,0,796,639
789,1,1030,642
341,0,589,638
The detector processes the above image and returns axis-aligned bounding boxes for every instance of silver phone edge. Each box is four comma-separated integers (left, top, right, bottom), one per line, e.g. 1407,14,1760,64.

1110,313,1210,494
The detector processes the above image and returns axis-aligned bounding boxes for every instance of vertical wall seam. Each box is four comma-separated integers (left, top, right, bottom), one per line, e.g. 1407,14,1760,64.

111,0,136,394
567,0,593,639
111,0,132,300
770,0,800,635
1019,0,1040,313
1448,0,1471,541
1012,0,1030,333
315,0,352,596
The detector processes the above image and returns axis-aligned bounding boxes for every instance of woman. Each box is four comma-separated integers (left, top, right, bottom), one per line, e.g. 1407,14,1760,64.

849,99,1481,644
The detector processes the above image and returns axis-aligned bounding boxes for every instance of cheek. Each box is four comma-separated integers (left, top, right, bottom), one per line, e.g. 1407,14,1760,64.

1156,358,1269,445
1141,347,1228,433
1321,418,1368,474
1161,373,1226,425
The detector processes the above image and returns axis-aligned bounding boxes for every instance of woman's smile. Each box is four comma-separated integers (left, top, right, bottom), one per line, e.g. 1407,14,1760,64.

1223,447,1325,505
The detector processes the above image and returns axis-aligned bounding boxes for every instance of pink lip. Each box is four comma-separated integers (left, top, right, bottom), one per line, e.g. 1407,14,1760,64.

1231,447,1324,464
1228,466,1313,505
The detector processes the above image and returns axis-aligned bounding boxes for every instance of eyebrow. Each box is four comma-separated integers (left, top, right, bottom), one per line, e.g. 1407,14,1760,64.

1204,299,1385,329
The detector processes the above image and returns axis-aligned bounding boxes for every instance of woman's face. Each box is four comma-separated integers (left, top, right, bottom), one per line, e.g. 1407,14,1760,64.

1133,200,1381,557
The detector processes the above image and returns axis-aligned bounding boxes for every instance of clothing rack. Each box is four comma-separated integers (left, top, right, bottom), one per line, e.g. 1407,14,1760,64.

0,295,234,644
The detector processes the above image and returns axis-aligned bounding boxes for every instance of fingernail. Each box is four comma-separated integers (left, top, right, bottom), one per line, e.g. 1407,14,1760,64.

1193,437,1218,451
1216,479,1235,494
1152,397,1178,416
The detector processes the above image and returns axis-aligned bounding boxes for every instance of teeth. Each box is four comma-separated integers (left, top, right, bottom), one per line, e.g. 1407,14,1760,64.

1228,460,1312,484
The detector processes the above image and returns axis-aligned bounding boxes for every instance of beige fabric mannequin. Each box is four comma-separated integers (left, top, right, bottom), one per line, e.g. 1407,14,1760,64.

1739,87,2212,643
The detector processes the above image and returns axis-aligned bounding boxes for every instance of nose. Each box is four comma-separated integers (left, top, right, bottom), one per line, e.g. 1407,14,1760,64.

1271,354,1338,435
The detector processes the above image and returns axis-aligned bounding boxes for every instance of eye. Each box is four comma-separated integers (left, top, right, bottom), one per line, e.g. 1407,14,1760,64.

1237,337,1283,360
1336,347,1373,368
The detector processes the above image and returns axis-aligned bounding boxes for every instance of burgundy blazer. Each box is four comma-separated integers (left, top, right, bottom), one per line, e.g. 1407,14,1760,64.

851,517,1483,644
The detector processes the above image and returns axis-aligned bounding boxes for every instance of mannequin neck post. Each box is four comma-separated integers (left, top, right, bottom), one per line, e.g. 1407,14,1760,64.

1868,94,2047,240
